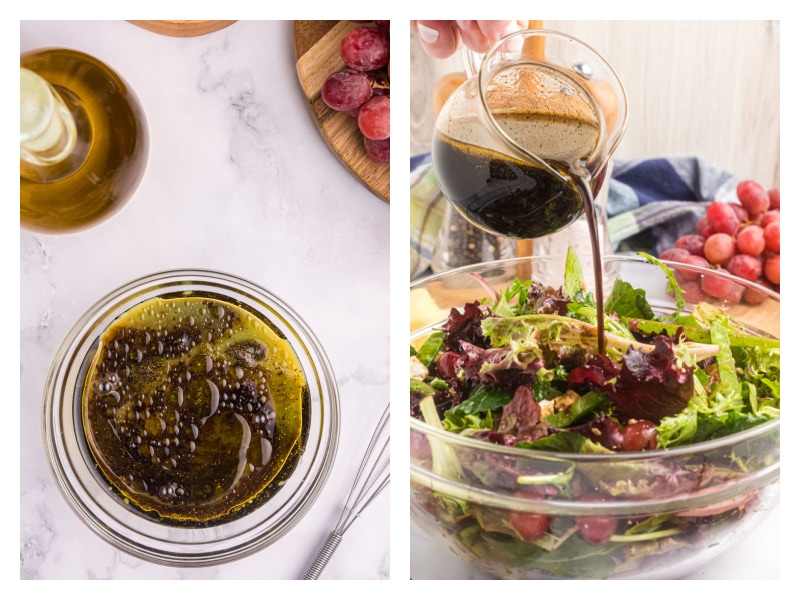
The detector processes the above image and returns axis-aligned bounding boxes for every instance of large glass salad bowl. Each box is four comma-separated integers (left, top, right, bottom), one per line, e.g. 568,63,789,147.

410,254,779,579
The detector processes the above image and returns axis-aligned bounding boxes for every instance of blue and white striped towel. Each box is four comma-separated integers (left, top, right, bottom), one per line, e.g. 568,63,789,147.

410,154,739,279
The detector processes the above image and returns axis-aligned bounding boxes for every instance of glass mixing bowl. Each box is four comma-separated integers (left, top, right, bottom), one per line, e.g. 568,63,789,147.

410,255,779,579
43,269,339,567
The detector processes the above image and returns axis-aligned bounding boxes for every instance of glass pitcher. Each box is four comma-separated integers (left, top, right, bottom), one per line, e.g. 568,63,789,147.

431,29,628,242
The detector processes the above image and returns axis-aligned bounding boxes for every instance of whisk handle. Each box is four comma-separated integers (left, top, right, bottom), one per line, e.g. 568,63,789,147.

302,530,343,580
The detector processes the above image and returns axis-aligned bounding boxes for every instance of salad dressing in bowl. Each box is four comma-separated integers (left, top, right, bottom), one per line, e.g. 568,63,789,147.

81,295,308,525
43,270,339,566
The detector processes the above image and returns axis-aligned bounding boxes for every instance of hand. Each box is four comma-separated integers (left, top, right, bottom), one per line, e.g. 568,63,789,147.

411,20,529,59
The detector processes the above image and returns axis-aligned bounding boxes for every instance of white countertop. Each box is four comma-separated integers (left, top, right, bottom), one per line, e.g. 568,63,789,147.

20,20,389,581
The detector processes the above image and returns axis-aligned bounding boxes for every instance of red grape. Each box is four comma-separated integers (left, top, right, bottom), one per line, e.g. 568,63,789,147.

340,26,389,71
675,234,706,256
706,201,740,235
737,180,770,215
767,187,780,210
703,233,736,265
508,490,551,540
321,68,373,112
726,281,746,304
736,224,766,256
574,494,618,545
743,278,771,305
675,254,710,281
621,420,658,452
436,351,460,378
764,254,780,284
725,253,763,281
509,511,551,540
759,209,780,228
347,105,365,118
730,203,749,223
576,515,618,545
357,94,390,140
701,269,744,302
659,247,691,262
364,136,390,163
680,279,706,304
661,178,777,307
697,216,714,238
763,221,780,253
320,23,390,164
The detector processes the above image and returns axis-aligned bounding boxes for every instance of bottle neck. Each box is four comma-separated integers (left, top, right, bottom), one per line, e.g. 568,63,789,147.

20,67,78,172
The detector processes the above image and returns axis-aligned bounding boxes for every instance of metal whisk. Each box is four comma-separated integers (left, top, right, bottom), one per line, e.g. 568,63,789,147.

302,403,390,579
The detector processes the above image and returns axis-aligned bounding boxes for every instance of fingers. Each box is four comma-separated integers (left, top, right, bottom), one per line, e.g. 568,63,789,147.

412,20,530,58
454,20,496,54
473,20,528,51
412,21,462,59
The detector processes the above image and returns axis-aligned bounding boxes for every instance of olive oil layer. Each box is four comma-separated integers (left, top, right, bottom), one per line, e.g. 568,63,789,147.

82,296,307,524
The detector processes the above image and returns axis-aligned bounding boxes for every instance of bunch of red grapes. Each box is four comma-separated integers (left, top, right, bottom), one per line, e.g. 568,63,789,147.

659,180,780,304
321,21,389,163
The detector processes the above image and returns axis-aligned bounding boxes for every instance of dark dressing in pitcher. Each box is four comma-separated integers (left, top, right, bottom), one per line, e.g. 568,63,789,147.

433,61,613,353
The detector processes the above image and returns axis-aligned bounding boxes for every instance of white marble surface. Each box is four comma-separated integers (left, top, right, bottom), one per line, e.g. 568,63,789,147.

20,20,389,580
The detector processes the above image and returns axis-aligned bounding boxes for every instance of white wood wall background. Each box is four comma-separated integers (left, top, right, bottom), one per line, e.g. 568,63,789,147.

410,20,780,188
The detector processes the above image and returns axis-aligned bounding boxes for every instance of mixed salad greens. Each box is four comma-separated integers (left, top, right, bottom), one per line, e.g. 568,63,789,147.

410,250,780,578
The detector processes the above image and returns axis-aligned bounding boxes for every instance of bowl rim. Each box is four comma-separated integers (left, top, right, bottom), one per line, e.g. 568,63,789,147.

409,253,780,463
41,268,340,567
410,412,780,462
411,253,780,302
411,459,779,515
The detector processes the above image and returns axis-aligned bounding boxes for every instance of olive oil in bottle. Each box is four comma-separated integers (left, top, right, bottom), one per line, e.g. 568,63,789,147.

20,48,149,234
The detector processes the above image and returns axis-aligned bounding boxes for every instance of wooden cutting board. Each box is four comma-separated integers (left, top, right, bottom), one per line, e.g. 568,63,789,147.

128,21,237,37
294,21,390,203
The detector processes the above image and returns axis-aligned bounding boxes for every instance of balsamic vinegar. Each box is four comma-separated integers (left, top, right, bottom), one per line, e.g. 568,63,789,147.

433,120,608,353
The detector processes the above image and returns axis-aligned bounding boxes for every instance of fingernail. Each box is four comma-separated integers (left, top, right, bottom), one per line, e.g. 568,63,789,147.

499,23,524,52
455,20,469,30
417,24,439,45
500,22,523,38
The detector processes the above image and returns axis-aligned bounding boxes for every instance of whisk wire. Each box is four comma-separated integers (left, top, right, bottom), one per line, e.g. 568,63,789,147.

336,438,390,535
302,403,390,579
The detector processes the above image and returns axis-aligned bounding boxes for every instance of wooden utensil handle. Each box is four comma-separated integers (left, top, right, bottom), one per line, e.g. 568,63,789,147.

517,20,543,259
